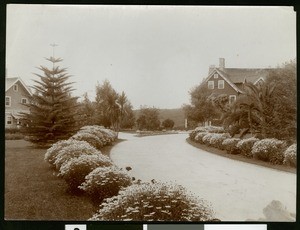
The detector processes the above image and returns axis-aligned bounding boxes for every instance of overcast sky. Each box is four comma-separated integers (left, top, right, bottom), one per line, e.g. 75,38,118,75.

6,5,296,109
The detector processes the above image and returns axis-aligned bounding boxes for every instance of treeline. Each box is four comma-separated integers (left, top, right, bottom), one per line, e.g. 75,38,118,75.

20,56,176,146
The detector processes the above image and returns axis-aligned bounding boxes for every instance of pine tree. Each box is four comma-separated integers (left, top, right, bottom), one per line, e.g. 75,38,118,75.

21,57,79,146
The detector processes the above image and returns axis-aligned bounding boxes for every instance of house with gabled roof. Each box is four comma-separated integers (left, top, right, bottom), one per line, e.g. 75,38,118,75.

5,77,32,129
204,58,273,104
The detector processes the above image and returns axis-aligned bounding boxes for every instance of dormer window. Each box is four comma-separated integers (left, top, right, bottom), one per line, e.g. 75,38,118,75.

208,81,214,89
13,84,18,91
214,73,218,79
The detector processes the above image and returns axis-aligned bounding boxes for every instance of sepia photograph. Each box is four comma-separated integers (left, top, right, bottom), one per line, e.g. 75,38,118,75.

5,5,296,222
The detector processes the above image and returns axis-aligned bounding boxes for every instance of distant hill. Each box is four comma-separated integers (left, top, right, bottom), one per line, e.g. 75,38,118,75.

133,108,186,128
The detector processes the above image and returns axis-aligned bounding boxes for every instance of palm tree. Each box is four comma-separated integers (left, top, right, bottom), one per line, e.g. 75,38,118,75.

240,82,276,138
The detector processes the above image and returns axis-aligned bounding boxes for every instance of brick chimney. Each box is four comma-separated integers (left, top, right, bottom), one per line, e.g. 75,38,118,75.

219,58,225,70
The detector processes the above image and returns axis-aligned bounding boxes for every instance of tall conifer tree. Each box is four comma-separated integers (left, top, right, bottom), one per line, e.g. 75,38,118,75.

21,57,79,146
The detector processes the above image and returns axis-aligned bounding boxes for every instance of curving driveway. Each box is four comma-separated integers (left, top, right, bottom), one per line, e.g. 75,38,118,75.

110,132,296,221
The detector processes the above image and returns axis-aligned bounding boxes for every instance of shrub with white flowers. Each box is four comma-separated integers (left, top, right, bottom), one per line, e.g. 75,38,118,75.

89,182,216,221
222,138,241,154
236,137,259,158
44,139,89,167
54,141,100,170
79,166,132,204
79,125,117,146
71,132,104,150
202,133,216,146
283,144,297,167
252,138,286,165
194,132,208,144
58,154,113,192
209,133,230,149
190,126,225,141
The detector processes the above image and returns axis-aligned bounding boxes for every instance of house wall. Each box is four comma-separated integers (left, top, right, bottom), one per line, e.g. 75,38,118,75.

206,73,239,96
5,81,31,128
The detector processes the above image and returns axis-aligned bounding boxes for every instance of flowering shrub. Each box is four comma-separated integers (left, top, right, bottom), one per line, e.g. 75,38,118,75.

89,182,216,221
194,132,208,144
54,141,100,170
236,137,259,158
252,138,286,165
44,139,89,167
79,166,132,204
79,125,117,146
283,144,297,167
71,132,103,150
190,126,225,141
202,133,215,146
222,138,241,154
58,154,113,192
209,133,230,149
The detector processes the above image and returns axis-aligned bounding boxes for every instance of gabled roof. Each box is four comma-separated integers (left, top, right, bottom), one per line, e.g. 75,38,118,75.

6,77,32,96
219,68,272,84
205,68,244,93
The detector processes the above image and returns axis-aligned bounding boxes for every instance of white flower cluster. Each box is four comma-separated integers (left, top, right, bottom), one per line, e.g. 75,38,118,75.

54,141,100,170
236,137,259,157
194,132,208,143
252,138,285,155
71,132,103,149
58,154,112,178
44,139,90,166
89,182,215,221
252,138,286,164
194,126,224,133
283,144,297,167
79,165,132,195
209,133,230,148
222,138,241,146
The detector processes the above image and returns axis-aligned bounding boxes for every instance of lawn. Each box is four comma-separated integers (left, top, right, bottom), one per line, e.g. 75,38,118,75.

5,140,100,220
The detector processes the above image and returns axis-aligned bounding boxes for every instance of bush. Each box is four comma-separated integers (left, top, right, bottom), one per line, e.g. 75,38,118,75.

194,132,208,144
252,138,286,165
202,133,215,146
79,166,132,205
78,126,117,146
89,182,216,221
209,133,230,149
236,137,259,158
44,139,89,166
54,141,100,170
58,154,113,193
283,144,297,167
189,126,225,141
71,132,104,150
222,138,241,154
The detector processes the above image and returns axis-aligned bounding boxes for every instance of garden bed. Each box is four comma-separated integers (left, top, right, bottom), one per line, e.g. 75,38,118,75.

4,139,120,220
186,138,296,174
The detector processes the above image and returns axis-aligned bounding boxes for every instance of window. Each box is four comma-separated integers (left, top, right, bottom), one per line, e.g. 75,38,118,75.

13,84,18,91
229,95,236,104
6,116,12,125
214,73,218,79
208,81,214,89
5,96,11,107
218,80,224,89
21,98,28,104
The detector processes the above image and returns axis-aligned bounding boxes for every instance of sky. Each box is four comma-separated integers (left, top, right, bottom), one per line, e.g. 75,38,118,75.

6,5,296,109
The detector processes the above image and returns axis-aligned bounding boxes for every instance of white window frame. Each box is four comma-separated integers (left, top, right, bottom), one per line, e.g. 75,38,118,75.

218,80,225,89
214,73,218,79
229,95,237,104
6,116,12,125
21,98,28,104
5,96,11,107
208,81,214,89
13,84,18,91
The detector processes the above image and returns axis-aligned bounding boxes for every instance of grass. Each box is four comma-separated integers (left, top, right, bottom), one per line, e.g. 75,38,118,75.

186,138,296,174
4,139,121,220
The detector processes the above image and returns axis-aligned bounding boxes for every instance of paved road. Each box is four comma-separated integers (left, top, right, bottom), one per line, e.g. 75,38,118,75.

110,133,296,221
